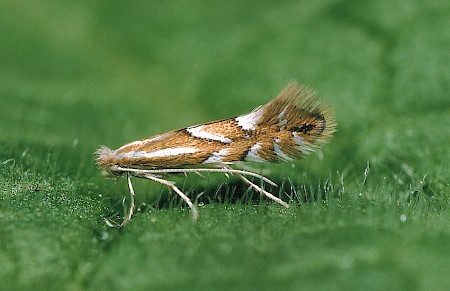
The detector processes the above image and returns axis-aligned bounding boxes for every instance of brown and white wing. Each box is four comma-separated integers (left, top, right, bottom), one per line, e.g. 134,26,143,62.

96,82,335,169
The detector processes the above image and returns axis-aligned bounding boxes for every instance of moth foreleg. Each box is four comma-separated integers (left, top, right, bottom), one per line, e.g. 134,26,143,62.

120,172,136,227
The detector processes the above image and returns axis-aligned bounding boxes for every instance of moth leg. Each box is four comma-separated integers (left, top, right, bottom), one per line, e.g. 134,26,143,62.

142,174,199,221
120,172,136,227
113,166,277,187
219,167,278,187
222,165,289,208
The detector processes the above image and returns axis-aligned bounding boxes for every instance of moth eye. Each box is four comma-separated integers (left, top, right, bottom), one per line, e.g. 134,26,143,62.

111,170,123,176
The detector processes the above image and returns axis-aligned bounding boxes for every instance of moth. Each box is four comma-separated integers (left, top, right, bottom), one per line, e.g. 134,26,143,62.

96,82,336,226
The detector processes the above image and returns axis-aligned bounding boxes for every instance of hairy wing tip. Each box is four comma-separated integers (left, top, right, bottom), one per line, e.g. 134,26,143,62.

276,81,337,153
275,82,320,109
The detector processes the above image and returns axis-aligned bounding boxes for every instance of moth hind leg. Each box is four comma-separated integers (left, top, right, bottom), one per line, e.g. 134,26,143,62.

142,174,199,221
221,164,289,208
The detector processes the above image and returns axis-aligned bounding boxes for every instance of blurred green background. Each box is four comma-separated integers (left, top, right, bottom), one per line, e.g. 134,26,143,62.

1,1,449,290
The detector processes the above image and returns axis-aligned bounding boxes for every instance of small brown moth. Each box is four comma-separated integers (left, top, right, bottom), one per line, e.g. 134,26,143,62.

96,82,336,226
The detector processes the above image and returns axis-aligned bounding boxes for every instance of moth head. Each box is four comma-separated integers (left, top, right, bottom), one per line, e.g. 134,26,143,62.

95,146,123,177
